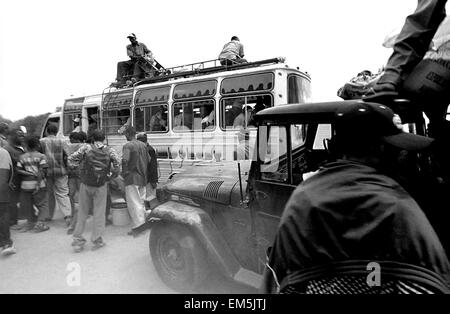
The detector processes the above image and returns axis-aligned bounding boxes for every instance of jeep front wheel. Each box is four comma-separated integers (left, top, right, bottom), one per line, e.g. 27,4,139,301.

149,222,208,292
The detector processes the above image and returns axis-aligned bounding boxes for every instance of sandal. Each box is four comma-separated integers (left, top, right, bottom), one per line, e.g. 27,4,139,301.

19,223,35,233
32,222,50,233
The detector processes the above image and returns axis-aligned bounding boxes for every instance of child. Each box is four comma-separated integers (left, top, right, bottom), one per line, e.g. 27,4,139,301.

16,136,50,232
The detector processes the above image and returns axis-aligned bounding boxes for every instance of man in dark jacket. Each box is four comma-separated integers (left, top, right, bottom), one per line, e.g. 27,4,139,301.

4,128,25,228
136,133,158,208
122,127,150,236
263,102,450,294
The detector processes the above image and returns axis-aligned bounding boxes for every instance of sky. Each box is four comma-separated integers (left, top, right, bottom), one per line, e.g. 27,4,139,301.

0,0,428,120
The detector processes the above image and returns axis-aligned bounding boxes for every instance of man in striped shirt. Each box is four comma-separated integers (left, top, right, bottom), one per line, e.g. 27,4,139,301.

40,124,71,224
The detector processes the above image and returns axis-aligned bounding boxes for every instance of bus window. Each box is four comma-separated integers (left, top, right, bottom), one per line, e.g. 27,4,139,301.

172,100,215,132
135,104,168,133
173,81,216,100
135,86,170,104
221,73,274,95
287,75,312,104
220,94,272,130
102,108,131,135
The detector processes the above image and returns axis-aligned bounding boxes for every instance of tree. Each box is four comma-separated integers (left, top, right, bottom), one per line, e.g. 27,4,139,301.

0,114,13,125
3,113,50,137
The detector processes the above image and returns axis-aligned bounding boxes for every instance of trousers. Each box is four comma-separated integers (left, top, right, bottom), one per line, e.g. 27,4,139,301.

73,183,107,242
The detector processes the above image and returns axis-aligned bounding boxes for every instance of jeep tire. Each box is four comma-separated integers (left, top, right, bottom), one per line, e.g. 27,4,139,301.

149,222,209,292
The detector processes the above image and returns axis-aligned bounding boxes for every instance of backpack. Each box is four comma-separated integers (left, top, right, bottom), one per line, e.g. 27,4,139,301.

82,145,111,187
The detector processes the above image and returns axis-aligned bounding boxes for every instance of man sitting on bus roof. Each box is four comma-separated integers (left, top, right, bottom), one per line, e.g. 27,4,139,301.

115,33,155,86
219,36,248,66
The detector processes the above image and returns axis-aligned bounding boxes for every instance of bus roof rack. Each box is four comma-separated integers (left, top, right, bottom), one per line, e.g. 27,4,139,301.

134,57,287,87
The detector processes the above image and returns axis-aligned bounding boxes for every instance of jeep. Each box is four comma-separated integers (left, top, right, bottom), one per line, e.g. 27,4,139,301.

146,99,428,292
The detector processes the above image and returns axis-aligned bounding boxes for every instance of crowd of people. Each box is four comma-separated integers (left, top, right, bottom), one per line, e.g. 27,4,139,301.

0,121,158,255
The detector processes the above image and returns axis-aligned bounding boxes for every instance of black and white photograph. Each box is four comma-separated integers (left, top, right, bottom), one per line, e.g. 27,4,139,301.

1,0,450,302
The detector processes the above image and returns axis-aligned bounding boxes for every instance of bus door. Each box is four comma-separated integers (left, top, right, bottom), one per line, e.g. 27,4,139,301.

102,90,133,134
101,90,133,152
83,105,101,135
62,97,84,137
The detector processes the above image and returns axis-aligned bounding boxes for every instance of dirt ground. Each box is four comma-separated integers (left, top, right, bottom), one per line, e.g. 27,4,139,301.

0,217,256,294
0,218,174,294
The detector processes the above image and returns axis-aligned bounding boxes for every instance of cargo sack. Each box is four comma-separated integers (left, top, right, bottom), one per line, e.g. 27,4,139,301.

337,71,381,100
402,58,450,104
83,146,111,187
402,36,450,105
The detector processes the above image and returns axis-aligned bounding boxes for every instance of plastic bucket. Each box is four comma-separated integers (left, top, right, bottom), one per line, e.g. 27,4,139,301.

111,203,130,226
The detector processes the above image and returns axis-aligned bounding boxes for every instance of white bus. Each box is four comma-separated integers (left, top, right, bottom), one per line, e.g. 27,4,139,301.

42,57,312,181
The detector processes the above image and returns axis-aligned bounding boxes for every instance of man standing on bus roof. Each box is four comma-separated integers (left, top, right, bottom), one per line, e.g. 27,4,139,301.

116,33,155,85
219,36,248,66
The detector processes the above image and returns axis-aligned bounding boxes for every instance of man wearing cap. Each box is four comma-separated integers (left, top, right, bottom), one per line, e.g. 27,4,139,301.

72,116,81,133
263,102,450,294
116,33,154,85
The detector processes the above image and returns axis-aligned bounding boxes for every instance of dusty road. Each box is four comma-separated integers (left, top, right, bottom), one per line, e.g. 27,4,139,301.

0,218,175,294
0,218,255,294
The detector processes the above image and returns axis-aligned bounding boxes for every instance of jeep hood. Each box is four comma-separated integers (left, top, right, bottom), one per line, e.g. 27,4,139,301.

162,161,251,205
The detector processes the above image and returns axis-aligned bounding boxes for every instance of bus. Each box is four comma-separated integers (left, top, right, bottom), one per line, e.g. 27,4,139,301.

42,57,312,181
